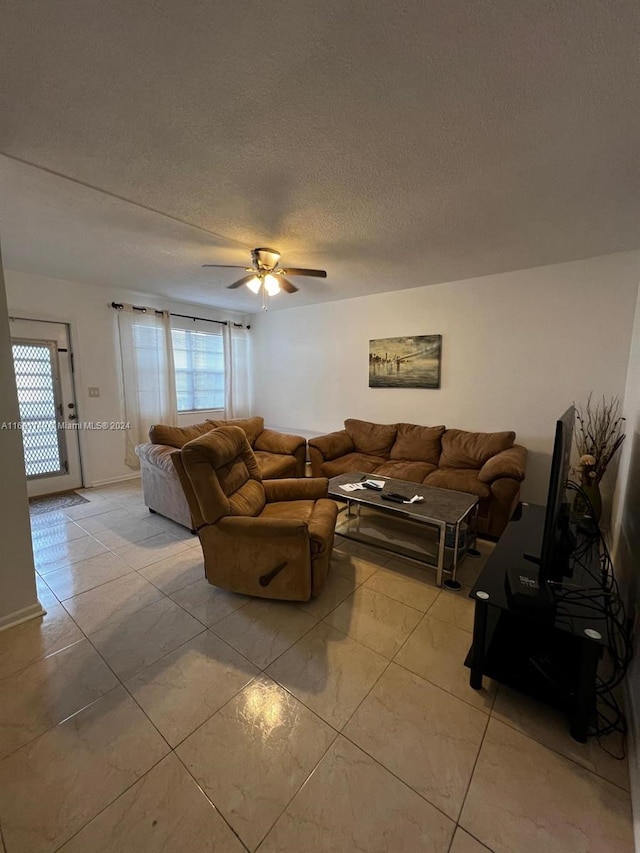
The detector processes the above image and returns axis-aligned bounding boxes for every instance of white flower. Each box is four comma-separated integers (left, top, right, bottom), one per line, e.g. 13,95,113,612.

580,454,596,466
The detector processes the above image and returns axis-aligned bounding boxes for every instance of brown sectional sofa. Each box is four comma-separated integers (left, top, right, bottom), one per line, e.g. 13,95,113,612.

135,416,306,530
309,419,527,537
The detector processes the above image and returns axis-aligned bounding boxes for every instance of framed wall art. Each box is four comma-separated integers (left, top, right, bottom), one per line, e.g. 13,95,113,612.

369,335,442,388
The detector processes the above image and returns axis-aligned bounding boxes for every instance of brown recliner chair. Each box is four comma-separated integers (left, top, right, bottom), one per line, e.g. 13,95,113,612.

174,426,338,601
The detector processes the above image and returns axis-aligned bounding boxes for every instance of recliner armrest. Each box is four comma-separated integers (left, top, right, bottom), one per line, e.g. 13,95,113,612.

308,430,354,461
264,478,329,503
254,428,306,455
478,444,527,484
216,516,308,538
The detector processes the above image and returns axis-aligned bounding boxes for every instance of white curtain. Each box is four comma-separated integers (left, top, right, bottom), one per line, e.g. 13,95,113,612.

117,307,177,469
225,323,251,418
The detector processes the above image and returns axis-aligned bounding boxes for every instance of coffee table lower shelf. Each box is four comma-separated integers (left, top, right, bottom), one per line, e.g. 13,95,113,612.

334,502,473,588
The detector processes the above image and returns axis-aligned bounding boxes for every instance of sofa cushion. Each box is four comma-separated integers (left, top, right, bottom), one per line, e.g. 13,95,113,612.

439,429,515,469
149,421,212,448
321,452,383,477
253,451,297,479
373,461,437,482
424,468,491,499
208,416,265,447
389,423,445,464
344,419,397,457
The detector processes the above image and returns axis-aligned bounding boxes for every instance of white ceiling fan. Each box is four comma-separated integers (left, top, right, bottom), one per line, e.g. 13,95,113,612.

203,247,327,308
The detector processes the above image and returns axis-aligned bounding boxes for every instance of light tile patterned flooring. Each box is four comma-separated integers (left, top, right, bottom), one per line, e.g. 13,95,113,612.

0,480,633,852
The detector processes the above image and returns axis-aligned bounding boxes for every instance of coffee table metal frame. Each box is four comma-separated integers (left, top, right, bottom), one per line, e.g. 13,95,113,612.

328,472,479,587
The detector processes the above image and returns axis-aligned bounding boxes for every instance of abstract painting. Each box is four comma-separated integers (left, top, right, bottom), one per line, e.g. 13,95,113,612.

369,335,442,388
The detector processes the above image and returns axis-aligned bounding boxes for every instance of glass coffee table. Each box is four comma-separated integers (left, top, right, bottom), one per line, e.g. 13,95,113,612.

328,472,479,589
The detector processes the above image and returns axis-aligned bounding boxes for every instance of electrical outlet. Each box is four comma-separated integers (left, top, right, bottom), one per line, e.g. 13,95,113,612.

88,387,100,398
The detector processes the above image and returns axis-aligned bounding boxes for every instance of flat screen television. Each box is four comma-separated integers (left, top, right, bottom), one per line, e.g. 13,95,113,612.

537,406,576,584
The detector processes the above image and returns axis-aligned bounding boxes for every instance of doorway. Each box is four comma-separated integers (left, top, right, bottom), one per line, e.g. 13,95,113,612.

9,318,83,496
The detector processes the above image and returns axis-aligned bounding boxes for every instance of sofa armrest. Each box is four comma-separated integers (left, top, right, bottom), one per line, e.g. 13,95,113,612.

135,442,180,473
308,430,354,461
478,444,527,484
254,428,306,456
264,478,329,503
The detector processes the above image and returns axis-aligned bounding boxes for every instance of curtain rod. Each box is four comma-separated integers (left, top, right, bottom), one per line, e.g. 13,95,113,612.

110,302,250,329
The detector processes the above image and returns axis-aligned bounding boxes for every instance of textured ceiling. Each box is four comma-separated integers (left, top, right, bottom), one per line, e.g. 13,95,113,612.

1,0,639,312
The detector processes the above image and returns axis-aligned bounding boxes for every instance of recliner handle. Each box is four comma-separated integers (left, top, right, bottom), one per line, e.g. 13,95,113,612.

259,561,288,587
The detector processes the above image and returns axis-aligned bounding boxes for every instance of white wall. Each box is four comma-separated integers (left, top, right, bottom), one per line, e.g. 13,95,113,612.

251,251,640,504
611,280,640,847
0,255,41,629
4,270,247,486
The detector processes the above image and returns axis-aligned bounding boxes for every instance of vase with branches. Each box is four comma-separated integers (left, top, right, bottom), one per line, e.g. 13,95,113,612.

574,394,626,485
572,395,625,520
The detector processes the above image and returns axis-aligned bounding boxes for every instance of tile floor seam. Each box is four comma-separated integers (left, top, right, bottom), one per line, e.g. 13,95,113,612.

350,578,432,615
63,621,177,756
108,533,193,571
129,564,205,600
60,577,172,636
48,750,172,853
450,826,496,853
33,532,112,575
449,701,491,826
0,634,83,682
334,662,488,829
0,681,125,776
388,601,497,715
46,565,137,605
387,601,430,658
335,731,459,831
90,606,209,683
122,636,260,752
250,729,339,852
255,600,344,674
162,580,227,630
486,705,632,794
391,658,494,719
171,745,252,852
0,638,106,762
170,670,342,851
316,612,417,662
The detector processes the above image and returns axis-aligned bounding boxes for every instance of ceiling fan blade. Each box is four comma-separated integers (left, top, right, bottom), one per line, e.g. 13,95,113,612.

279,267,327,278
202,264,251,269
276,275,299,294
227,274,258,290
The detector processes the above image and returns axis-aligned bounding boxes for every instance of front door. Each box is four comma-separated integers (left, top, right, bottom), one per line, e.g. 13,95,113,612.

9,319,83,496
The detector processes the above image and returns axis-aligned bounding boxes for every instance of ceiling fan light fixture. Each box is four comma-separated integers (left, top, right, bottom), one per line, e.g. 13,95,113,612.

263,274,281,296
246,276,262,294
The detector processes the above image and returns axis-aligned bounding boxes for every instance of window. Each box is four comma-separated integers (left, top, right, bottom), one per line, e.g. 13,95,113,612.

171,327,225,412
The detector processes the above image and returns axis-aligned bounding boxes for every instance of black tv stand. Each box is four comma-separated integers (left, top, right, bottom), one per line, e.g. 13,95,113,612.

465,503,608,742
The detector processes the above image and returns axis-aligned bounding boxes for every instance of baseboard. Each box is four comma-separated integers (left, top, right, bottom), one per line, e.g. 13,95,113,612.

88,474,142,488
0,601,46,633
624,673,640,851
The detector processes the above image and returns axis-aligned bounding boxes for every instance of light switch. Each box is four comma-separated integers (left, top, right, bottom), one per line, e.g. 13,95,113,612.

88,387,100,398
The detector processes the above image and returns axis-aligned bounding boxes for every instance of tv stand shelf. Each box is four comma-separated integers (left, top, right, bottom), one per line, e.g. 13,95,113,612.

466,503,608,742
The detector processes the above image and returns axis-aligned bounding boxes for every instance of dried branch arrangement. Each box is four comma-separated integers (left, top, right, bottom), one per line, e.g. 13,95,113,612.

574,394,625,485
